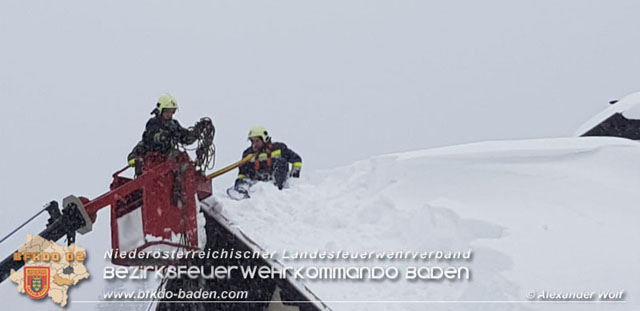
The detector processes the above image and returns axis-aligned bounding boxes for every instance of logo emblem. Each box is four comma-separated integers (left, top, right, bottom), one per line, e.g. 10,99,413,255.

24,266,50,299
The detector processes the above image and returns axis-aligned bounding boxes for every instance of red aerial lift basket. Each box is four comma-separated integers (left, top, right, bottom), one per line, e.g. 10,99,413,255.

82,152,212,267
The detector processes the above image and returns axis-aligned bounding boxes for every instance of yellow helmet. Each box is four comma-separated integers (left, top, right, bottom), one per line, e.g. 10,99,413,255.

248,125,270,142
156,93,178,113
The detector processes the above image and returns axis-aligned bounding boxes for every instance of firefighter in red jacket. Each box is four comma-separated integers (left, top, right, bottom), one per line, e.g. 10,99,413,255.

232,125,302,197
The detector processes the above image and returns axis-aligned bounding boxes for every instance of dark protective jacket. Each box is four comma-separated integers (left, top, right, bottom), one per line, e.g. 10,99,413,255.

142,117,198,153
128,117,198,162
236,142,302,183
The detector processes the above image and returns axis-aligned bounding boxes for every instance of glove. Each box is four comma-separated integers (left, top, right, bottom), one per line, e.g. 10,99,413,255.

185,128,198,144
234,178,251,194
291,167,301,178
128,158,137,167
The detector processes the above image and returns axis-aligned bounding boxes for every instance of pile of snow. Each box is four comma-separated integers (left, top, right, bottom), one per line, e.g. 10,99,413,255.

213,137,640,311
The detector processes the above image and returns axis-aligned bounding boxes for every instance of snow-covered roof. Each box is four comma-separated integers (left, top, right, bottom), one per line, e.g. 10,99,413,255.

575,91,640,136
214,137,640,311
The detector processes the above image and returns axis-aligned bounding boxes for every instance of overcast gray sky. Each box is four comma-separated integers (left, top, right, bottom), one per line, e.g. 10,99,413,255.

1,0,640,307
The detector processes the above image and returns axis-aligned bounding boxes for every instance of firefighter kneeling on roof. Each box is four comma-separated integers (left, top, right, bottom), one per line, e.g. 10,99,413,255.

229,125,302,199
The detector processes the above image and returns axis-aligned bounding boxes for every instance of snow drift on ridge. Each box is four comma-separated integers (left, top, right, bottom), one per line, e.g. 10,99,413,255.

211,137,640,311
